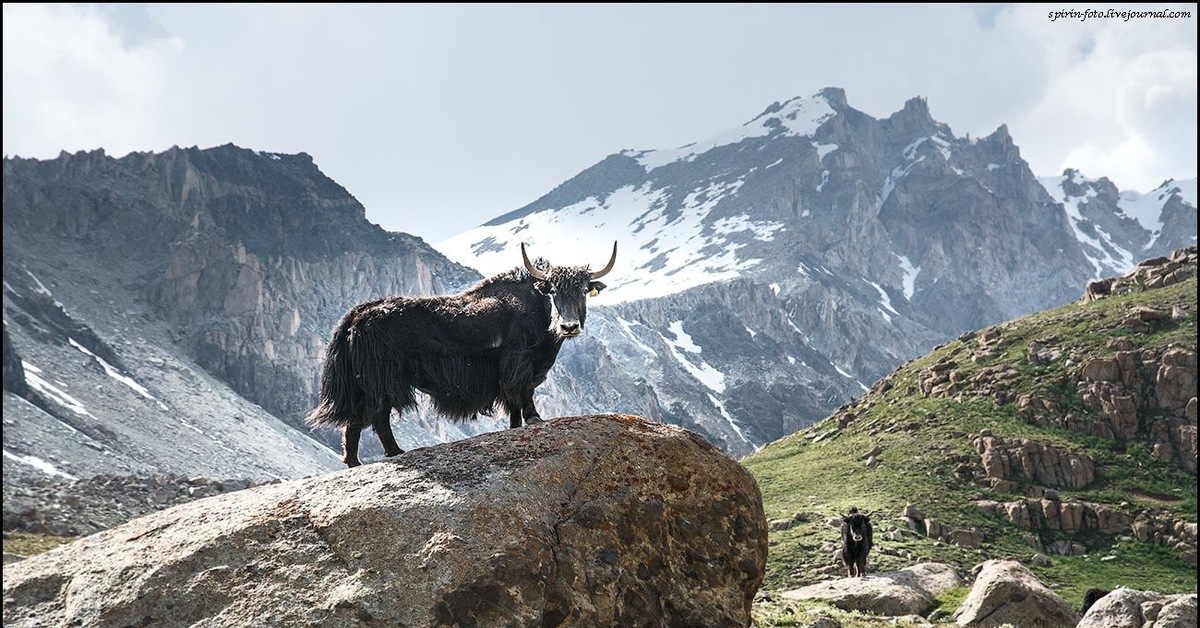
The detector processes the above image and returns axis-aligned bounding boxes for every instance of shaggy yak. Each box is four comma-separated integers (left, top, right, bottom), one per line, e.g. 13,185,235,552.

306,242,617,467
841,507,874,578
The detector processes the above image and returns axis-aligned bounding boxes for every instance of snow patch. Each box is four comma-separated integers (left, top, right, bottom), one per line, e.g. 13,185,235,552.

69,338,168,409
813,142,838,160
897,255,920,300
22,361,94,418
663,321,725,393
4,449,78,480
707,393,752,445
632,92,837,171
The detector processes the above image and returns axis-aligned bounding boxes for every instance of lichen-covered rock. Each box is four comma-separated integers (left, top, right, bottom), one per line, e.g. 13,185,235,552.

2,414,768,627
1077,587,1197,628
952,559,1079,627
779,562,962,616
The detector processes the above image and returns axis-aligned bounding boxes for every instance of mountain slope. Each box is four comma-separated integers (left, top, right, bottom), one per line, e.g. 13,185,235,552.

742,246,1197,603
2,248,341,485
2,145,484,470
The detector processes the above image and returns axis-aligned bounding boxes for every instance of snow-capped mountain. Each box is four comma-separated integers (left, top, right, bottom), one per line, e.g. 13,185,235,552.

434,87,1196,456
1038,171,1197,277
437,92,842,303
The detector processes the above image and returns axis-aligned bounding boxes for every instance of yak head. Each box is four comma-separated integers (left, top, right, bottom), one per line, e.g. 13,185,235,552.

843,507,872,543
523,242,616,338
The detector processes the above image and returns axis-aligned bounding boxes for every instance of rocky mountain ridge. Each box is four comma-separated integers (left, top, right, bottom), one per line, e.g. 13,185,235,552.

438,87,1196,456
3,145,485,475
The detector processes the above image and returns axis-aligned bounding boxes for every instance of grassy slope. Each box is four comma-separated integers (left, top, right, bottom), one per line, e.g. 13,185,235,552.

744,276,1198,613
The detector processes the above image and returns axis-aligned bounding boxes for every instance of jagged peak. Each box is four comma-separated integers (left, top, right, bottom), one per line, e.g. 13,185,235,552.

816,86,848,111
900,95,931,119
985,124,1013,144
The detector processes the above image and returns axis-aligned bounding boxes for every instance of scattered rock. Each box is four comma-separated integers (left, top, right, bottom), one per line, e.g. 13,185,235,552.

952,559,1079,627
1077,587,1197,628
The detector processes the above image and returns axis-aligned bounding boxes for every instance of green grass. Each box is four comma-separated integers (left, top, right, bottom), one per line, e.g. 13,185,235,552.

744,276,1198,612
3,530,75,560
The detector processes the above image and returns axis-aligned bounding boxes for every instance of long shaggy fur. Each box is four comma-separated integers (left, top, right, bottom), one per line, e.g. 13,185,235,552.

306,243,615,467
305,272,546,432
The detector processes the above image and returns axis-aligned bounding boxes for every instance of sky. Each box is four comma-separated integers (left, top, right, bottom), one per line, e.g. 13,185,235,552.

3,4,1197,244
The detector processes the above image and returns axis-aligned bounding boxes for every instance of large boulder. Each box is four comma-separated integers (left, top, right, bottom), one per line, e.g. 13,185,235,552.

779,562,962,616
1077,588,1197,628
2,413,768,627
952,559,1079,627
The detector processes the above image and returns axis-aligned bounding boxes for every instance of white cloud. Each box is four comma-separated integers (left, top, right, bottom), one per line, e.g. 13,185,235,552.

2,4,180,158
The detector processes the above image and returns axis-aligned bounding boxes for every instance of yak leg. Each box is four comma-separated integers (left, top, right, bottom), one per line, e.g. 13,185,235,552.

503,393,542,429
342,425,363,468
504,400,523,429
372,410,404,458
520,392,542,424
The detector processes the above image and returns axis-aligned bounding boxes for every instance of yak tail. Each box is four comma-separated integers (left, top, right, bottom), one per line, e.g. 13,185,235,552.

305,312,362,429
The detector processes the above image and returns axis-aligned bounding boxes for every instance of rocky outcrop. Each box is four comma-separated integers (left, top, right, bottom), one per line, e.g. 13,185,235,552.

779,562,961,617
898,504,984,550
952,559,1080,627
1017,342,1198,476
1083,246,1198,302
973,434,1096,489
1077,588,1198,628
1,414,769,627
1,323,28,398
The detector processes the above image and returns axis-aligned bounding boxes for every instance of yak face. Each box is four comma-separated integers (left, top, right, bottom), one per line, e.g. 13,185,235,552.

843,509,872,543
537,267,604,337
523,242,616,339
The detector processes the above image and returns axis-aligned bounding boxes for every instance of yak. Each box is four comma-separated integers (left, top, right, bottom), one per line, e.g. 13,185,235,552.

1080,588,1111,614
841,507,873,578
306,242,617,467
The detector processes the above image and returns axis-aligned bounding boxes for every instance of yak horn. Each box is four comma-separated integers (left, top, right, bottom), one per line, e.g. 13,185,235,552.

521,243,547,280
590,242,618,280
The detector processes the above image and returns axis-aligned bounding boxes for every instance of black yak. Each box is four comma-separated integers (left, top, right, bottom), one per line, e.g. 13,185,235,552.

841,507,873,577
306,242,617,467
1081,588,1111,614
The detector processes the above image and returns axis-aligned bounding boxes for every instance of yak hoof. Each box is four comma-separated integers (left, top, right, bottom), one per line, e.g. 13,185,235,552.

345,459,361,468
525,415,544,424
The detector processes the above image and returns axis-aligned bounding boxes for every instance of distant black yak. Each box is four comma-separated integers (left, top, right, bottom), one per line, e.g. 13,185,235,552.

841,507,874,578
1081,588,1111,614
306,242,617,467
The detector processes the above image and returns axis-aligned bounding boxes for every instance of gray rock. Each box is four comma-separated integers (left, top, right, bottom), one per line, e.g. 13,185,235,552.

952,559,1079,627
779,562,961,616
1078,587,1197,628
2,414,768,627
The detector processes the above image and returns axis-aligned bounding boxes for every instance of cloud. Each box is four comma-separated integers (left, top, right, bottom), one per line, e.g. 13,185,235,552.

2,4,181,158
995,4,1197,189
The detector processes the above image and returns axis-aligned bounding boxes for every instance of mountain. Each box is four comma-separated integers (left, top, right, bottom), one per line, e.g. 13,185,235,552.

2,144,484,487
3,88,1195,480
435,87,1196,456
1039,170,1197,277
743,246,1197,606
